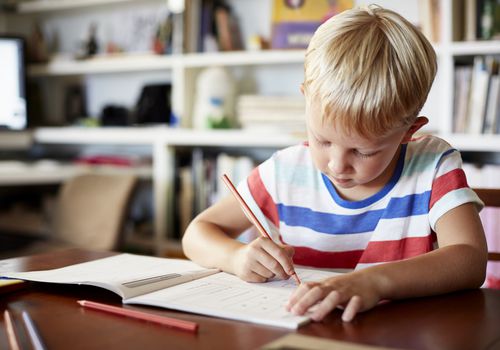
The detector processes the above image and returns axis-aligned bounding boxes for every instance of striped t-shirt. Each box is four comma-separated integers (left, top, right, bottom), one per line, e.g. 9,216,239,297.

237,135,483,270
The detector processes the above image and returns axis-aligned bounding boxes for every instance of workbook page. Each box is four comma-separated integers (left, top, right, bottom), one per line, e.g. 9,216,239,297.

127,267,342,329
2,254,219,299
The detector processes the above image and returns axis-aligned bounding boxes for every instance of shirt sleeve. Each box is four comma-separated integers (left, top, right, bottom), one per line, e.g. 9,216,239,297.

428,149,483,230
236,155,281,240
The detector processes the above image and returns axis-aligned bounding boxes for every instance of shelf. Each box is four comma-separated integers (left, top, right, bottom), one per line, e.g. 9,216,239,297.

0,161,152,186
442,134,500,152
449,40,500,56
33,127,500,152
34,127,305,148
16,0,144,13
27,50,306,77
28,53,178,77
33,126,168,144
181,50,306,68
159,129,305,148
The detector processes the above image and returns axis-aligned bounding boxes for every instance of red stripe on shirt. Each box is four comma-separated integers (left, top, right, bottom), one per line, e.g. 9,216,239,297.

359,235,434,263
292,246,364,269
247,168,279,227
429,168,469,209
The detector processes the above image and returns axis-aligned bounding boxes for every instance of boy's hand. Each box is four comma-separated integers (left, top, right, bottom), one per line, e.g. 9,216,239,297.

285,271,381,322
231,237,295,283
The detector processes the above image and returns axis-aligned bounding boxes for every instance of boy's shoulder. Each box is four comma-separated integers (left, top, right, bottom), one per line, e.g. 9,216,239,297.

271,142,312,164
257,143,314,179
407,134,454,155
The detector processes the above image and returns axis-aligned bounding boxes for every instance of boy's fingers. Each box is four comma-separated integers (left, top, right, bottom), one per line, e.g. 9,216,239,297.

251,261,275,280
249,247,284,279
290,285,325,316
286,282,316,310
311,290,341,321
341,295,362,322
259,253,289,279
244,270,269,283
261,240,295,277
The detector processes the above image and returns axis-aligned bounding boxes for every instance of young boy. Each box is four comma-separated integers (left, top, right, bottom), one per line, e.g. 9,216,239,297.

182,5,487,323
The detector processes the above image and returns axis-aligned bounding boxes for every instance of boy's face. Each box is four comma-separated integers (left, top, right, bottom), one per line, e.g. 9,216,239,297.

306,102,409,195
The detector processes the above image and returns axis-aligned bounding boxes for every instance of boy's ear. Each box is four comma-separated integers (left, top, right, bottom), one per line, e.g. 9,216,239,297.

401,116,429,143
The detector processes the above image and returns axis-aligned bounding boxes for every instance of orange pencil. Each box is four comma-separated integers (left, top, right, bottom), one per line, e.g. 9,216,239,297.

4,310,20,350
221,174,301,285
77,300,198,333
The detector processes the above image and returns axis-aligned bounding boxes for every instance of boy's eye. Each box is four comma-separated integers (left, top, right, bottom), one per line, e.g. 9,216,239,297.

315,138,331,146
353,150,377,158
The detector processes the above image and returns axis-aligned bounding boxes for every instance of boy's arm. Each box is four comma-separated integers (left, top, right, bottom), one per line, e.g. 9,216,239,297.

182,194,296,282
182,194,251,270
373,202,487,298
287,202,487,322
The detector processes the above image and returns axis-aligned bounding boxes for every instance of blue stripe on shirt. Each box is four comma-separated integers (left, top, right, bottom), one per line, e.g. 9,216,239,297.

277,191,431,234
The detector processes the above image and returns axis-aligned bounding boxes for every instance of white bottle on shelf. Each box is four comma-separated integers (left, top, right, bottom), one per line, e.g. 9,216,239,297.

192,66,236,129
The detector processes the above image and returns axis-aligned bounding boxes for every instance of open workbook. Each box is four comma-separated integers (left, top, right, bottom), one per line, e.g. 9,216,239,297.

1,254,342,329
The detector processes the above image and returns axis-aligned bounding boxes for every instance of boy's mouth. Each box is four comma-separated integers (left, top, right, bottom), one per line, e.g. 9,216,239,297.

331,176,351,185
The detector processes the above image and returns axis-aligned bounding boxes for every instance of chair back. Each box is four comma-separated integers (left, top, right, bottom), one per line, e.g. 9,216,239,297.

54,174,137,251
473,188,500,261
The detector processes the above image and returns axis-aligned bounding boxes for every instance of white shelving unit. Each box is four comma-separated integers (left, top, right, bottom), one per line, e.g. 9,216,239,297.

16,0,145,13
28,53,179,77
32,127,304,254
0,161,152,186
428,0,500,140
2,0,500,255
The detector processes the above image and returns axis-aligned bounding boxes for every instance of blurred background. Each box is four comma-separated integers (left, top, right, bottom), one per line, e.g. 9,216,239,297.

0,0,499,287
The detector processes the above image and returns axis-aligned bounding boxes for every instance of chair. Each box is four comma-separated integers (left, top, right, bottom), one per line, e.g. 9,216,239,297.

18,173,137,254
473,188,500,261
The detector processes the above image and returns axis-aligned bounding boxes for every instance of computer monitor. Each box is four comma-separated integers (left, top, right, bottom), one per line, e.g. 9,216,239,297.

0,36,27,130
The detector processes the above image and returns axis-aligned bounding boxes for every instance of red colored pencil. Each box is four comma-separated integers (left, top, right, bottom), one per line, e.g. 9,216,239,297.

221,174,301,285
77,300,198,333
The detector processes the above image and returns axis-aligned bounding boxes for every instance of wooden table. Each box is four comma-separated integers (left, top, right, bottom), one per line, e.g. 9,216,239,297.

1,249,500,350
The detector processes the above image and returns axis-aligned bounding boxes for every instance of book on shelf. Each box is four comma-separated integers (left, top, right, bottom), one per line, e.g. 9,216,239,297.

271,0,353,49
462,56,498,134
459,0,500,41
183,0,201,53
177,166,194,236
452,56,500,135
1,253,343,329
184,0,242,53
236,95,306,132
483,60,499,134
418,0,441,43
214,153,254,201
453,65,473,133
175,150,255,236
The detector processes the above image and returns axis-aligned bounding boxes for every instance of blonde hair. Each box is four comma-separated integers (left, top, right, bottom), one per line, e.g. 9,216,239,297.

304,5,437,137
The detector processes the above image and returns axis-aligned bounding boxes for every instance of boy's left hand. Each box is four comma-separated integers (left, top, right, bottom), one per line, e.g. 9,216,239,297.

285,271,382,322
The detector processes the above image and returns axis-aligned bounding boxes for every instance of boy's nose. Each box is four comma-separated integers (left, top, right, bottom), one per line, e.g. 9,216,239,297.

327,152,351,174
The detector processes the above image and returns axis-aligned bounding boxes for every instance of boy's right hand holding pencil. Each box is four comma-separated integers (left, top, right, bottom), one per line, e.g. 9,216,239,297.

220,174,300,284
230,236,296,283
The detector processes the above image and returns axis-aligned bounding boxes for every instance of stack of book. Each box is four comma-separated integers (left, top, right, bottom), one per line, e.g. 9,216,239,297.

236,95,306,133
420,0,500,42
419,0,441,43
175,150,255,238
183,0,243,53
453,56,500,134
